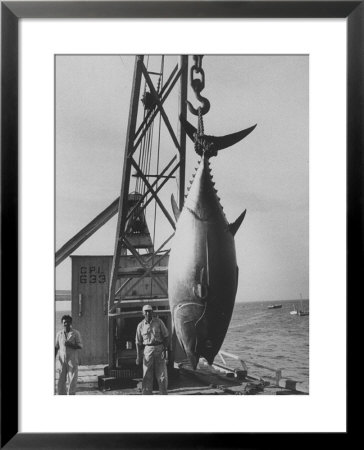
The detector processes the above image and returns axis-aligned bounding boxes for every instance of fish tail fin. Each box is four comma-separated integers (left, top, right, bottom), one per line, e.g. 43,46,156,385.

213,125,257,153
180,114,256,157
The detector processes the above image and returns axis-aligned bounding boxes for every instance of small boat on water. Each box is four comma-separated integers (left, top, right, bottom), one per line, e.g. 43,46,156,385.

290,308,309,316
290,297,309,316
267,304,282,309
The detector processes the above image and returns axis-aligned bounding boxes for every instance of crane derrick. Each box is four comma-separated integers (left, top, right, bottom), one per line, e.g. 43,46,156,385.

106,55,188,370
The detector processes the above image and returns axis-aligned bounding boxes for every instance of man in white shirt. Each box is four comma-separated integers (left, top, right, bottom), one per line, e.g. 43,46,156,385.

135,305,169,395
55,315,83,395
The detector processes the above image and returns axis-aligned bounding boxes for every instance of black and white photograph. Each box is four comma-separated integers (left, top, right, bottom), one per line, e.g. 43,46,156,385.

55,54,309,396
1,0,355,443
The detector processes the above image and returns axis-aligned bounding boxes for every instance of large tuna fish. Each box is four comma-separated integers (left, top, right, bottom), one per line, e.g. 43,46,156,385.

168,117,256,369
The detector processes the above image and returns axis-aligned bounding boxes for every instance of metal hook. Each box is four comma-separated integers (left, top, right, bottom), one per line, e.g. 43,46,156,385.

187,56,211,116
187,96,210,116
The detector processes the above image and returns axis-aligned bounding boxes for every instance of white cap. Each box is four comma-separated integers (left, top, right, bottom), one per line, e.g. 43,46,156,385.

142,304,153,312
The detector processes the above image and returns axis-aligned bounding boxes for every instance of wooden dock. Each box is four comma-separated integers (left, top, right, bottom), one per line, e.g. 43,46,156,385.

55,361,308,395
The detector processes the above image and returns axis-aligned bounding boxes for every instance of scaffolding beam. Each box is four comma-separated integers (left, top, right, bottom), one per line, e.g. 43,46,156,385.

107,55,188,368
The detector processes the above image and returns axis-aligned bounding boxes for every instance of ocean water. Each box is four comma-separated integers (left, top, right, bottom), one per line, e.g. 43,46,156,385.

223,299,309,392
55,297,309,392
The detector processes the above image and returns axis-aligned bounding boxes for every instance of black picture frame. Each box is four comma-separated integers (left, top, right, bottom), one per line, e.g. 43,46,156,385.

1,1,358,448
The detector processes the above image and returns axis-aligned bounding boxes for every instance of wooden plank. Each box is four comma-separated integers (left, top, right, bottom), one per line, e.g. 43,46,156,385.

112,298,168,307
55,198,119,266
110,253,170,312
109,309,171,318
117,266,168,276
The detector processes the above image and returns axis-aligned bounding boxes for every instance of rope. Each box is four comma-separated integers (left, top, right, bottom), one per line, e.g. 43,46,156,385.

198,107,204,135
194,107,205,155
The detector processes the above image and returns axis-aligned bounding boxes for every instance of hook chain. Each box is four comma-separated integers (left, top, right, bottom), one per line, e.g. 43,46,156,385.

187,55,211,116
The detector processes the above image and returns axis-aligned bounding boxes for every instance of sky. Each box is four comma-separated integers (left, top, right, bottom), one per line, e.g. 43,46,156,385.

56,54,308,302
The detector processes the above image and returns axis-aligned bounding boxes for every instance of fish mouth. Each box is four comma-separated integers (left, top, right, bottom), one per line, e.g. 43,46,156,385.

200,342,216,366
173,302,220,369
185,350,199,370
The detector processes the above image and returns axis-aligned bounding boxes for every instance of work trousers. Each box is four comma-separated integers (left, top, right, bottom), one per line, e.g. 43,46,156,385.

142,344,168,395
57,361,79,395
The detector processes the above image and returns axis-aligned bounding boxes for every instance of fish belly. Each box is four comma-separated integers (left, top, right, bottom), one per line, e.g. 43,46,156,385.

168,210,238,367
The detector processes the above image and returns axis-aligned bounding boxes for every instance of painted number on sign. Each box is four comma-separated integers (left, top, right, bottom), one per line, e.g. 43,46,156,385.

79,266,106,284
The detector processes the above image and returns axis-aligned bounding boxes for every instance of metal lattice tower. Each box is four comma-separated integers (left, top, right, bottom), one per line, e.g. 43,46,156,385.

107,55,188,368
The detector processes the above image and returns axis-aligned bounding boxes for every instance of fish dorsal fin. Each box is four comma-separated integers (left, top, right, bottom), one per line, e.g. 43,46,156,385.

228,209,247,236
171,194,181,221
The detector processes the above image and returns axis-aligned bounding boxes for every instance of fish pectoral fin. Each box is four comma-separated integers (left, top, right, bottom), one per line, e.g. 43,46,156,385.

199,266,206,284
193,267,209,300
193,283,208,300
171,194,181,221
228,209,247,236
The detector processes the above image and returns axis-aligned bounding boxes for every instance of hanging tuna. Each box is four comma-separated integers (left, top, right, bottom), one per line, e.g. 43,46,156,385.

168,114,256,369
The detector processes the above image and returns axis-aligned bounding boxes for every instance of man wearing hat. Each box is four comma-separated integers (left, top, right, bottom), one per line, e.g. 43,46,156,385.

135,304,169,394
